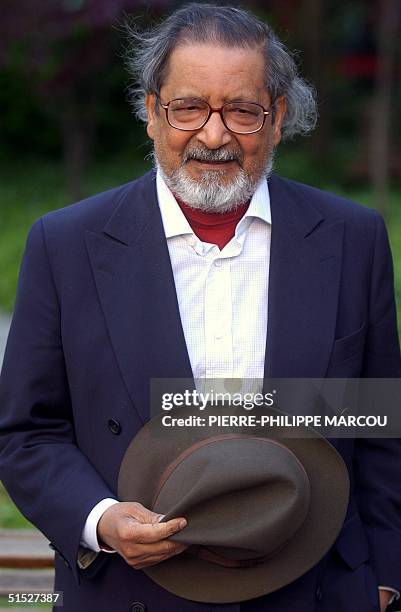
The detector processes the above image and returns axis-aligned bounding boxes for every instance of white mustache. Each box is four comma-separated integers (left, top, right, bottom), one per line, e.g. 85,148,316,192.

184,148,241,164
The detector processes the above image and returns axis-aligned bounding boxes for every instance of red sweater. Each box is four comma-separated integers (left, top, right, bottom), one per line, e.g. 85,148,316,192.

175,198,250,250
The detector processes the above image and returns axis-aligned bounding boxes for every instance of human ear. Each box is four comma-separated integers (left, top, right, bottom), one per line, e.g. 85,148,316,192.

272,96,287,145
145,94,157,140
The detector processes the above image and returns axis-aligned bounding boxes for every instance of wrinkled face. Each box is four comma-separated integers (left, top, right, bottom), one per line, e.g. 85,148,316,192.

146,43,286,211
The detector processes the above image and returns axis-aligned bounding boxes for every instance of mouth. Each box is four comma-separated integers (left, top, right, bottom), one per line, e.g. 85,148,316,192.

188,159,238,170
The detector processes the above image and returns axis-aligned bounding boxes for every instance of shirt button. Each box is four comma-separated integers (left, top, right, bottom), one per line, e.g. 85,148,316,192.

130,603,147,612
315,585,323,601
108,418,121,435
214,259,222,267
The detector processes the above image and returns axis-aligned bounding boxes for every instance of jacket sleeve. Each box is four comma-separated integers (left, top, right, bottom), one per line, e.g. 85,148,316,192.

354,212,401,591
0,218,114,584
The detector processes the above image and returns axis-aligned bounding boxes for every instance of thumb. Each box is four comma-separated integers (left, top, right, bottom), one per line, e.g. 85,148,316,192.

126,501,165,525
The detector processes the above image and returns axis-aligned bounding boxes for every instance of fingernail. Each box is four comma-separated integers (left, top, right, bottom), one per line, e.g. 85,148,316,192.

179,519,187,529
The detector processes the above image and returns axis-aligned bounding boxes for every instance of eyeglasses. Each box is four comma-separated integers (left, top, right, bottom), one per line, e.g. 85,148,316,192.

157,97,272,134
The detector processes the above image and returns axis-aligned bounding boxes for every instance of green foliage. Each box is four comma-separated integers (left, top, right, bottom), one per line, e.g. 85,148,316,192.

0,156,150,312
0,70,61,158
0,595,51,608
0,483,31,528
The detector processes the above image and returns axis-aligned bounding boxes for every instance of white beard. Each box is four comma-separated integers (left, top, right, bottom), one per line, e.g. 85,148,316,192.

153,149,275,213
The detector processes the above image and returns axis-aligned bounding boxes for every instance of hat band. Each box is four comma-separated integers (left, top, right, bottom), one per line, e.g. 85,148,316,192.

189,540,288,568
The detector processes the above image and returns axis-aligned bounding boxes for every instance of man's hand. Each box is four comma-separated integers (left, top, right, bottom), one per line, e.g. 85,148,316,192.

379,589,393,612
97,501,188,569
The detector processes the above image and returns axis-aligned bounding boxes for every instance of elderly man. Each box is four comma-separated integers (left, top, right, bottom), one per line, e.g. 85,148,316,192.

0,3,400,612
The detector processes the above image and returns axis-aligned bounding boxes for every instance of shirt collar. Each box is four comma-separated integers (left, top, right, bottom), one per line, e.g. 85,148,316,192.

156,170,271,240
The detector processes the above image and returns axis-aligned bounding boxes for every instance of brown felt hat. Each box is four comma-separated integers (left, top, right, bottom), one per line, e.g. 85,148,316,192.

118,405,349,604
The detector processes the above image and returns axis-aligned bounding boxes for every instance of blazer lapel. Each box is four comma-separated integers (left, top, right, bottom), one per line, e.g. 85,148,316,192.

265,176,344,379
85,172,193,423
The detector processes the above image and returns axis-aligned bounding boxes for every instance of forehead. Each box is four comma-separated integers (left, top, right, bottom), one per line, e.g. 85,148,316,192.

161,43,268,101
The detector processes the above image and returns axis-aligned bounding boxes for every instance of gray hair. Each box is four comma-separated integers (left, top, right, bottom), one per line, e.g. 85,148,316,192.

124,3,317,140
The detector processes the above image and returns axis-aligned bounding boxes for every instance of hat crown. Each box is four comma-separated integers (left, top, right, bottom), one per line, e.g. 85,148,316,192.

154,435,311,560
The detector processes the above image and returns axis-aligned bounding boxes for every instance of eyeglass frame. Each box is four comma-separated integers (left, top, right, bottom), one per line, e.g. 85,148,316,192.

156,96,275,135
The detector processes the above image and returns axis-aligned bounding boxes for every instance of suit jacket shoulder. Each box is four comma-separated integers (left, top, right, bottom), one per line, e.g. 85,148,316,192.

40,170,157,242
269,174,381,225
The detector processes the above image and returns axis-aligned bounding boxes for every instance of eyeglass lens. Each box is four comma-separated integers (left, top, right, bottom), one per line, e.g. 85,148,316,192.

167,99,264,133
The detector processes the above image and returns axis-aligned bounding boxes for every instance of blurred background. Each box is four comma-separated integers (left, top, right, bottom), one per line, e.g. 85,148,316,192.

0,0,400,570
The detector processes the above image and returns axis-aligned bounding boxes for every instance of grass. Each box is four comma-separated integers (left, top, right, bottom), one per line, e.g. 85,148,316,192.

0,155,150,313
334,188,401,336
0,483,31,528
0,596,51,608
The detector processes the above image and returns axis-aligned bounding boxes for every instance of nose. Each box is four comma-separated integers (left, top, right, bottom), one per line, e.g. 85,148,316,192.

195,110,233,149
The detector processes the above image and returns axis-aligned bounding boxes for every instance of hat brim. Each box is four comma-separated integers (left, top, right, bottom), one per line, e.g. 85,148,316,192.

118,406,349,603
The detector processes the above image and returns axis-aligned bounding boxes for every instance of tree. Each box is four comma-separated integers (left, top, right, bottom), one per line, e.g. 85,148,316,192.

369,0,400,215
0,0,168,198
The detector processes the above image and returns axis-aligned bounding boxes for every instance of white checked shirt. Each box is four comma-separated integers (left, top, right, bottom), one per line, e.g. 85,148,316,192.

156,170,271,386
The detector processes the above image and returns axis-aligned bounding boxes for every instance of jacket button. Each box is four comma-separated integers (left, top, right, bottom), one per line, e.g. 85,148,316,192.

316,585,323,601
108,418,121,435
130,603,147,612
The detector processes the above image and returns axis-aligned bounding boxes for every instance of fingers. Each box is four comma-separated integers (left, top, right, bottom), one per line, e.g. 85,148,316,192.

117,519,188,569
98,501,188,570
128,502,164,525
123,542,188,570
128,539,187,558
124,516,187,545
121,502,187,541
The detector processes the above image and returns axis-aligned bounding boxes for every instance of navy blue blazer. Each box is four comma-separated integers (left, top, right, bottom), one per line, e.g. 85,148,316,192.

0,171,400,612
